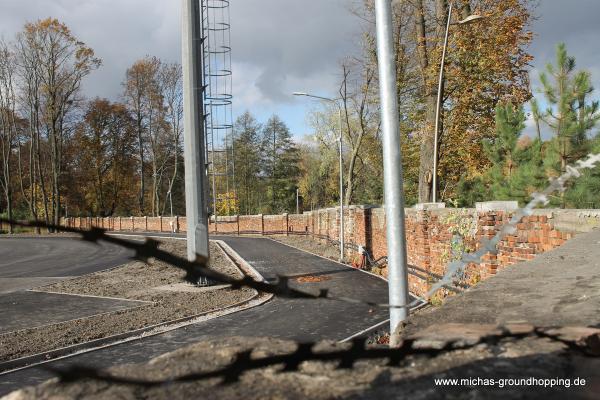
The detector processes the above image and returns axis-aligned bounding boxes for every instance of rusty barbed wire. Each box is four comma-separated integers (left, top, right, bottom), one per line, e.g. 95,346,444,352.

0,217,423,310
43,325,596,387
426,152,600,298
2,154,598,311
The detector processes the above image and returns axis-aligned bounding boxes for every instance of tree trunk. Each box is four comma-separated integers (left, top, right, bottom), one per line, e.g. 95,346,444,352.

414,0,448,203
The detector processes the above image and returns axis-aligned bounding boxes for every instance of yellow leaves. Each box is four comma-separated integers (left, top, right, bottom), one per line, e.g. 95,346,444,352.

216,192,239,216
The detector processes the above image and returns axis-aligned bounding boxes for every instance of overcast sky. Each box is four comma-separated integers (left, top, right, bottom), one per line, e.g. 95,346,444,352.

1,0,599,139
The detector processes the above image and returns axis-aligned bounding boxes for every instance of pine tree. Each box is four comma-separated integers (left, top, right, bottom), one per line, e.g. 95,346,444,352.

482,103,545,205
538,43,600,207
233,112,262,215
456,103,545,207
261,115,300,213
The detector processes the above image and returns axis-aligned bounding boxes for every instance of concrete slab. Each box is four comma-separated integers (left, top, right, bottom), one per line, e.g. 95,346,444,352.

0,291,145,334
0,277,72,294
152,282,231,293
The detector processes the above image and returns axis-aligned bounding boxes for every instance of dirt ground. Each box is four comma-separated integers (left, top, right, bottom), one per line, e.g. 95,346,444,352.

0,241,255,362
8,330,599,400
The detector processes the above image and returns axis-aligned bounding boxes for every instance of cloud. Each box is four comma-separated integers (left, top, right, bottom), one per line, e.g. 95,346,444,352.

0,0,364,119
2,0,599,138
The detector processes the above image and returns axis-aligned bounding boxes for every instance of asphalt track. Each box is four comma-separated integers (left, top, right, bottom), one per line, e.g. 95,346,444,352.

0,234,400,396
0,237,134,287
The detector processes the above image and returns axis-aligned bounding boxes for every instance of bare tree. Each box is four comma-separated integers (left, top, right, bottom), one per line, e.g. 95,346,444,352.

15,18,100,227
0,41,17,232
159,62,183,216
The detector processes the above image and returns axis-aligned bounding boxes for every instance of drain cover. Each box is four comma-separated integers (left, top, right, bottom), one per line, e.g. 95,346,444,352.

295,275,332,283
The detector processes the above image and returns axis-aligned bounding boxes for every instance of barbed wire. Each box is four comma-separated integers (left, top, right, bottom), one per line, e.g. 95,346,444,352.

0,217,420,310
2,153,598,312
426,152,600,298
43,325,593,387
1,153,599,390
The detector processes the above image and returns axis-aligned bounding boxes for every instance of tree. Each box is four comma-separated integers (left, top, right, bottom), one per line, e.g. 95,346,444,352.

233,112,262,215
261,115,300,213
538,43,600,207
73,99,136,216
14,18,100,228
455,103,545,206
159,62,183,216
484,103,544,204
123,57,159,215
0,40,18,232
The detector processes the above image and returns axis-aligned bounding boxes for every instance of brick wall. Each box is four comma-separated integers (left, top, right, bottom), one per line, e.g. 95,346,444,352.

60,208,599,297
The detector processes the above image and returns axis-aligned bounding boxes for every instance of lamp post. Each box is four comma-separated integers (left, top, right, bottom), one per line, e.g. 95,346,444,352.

293,92,345,263
374,0,410,347
432,4,484,203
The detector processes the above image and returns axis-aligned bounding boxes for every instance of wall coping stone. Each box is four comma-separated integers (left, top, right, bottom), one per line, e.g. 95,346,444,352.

476,201,519,212
414,202,446,211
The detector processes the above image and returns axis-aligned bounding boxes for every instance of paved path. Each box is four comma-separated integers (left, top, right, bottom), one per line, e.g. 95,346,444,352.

0,236,140,354
403,228,600,335
0,237,134,293
0,235,395,396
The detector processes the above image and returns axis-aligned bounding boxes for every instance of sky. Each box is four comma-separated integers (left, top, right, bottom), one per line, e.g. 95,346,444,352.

1,0,599,140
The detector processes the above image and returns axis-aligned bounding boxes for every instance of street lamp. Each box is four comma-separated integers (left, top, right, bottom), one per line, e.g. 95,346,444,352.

293,91,345,263
432,3,485,203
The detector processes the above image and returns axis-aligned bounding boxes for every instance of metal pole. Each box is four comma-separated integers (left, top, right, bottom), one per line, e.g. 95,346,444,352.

432,1,453,204
374,0,410,347
296,188,299,214
182,0,210,262
338,107,344,263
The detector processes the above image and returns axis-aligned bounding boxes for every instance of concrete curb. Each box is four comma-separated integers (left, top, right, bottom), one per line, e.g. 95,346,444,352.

0,240,272,375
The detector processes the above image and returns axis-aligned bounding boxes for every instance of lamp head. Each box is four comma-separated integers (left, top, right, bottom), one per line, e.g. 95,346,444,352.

457,14,484,24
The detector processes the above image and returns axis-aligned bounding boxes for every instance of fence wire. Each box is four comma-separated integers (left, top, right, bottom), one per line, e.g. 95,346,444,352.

44,326,594,387
1,152,599,387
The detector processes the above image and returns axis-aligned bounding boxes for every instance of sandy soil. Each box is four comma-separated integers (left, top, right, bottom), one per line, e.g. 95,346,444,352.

0,241,255,362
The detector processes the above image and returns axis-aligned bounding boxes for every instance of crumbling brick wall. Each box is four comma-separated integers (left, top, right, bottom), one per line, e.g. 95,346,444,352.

59,207,597,298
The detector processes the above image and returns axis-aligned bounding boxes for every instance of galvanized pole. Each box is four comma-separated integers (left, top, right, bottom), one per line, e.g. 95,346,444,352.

374,0,410,347
182,0,210,262
432,1,453,204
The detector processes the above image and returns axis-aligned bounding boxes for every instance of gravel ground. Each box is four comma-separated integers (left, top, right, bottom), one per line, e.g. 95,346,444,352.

7,332,599,400
0,241,255,362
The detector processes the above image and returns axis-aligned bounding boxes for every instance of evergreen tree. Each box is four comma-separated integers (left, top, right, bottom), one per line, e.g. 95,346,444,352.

456,103,546,206
233,112,262,215
566,134,600,208
261,115,300,213
538,43,600,207
483,103,545,204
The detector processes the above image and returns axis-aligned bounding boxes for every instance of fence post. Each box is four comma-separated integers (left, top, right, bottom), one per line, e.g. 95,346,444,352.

260,214,264,236
145,216,148,231
176,215,180,232
285,213,289,236
159,216,163,232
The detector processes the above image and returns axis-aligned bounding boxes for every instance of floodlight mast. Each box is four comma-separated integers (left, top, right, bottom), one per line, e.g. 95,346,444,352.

182,0,210,262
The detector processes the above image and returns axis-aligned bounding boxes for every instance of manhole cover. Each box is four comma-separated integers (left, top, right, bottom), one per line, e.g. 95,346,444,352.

295,275,332,283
